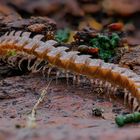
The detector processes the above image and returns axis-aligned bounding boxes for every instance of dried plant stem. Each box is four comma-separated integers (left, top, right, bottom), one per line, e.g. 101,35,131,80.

27,79,52,128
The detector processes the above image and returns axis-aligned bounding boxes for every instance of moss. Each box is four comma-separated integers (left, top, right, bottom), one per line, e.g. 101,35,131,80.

90,33,120,61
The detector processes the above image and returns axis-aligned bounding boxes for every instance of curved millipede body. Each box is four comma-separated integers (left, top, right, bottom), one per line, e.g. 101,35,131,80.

0,30,140,111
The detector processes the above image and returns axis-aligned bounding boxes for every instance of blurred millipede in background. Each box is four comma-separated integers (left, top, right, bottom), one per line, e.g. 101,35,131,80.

0,30,140,112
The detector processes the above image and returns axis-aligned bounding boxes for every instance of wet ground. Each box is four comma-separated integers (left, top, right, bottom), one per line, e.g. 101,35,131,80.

0,65,140,140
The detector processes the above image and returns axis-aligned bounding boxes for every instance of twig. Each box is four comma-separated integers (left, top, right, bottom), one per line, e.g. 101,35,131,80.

27,79,52,128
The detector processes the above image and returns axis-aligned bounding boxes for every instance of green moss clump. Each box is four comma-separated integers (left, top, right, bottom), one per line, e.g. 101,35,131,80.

90,33,120,61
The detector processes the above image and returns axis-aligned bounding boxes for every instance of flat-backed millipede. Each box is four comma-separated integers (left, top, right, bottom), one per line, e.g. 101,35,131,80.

0,30,140,112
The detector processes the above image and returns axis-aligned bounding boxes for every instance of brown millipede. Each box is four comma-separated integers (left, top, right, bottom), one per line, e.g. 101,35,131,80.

0,30,140,111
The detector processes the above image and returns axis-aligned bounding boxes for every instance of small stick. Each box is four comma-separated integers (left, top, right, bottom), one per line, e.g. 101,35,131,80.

27,79,52,128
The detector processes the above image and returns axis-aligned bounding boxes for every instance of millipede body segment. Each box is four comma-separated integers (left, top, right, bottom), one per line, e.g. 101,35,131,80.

0,30,140,111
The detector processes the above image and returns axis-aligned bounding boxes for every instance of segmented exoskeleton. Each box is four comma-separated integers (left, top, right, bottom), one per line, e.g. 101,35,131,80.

0,30,140,112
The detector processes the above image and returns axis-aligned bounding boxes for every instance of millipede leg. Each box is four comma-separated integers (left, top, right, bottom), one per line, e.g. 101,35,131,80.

109,83,113,93
27,57,35,71
47,66,53,80
56,70,60,84
18,57,28,71
105,82,112,101
106,82,112,95
136,106,140,112
32,60,45,73
104,81,109,93
95,79,99,86
130,97,134,110
111,86,117,95
96,79,103,88
132,98,139,111
90,79,94,85
81,76,87,83
134,105,139,112
76,75,81,85
1,56,8,63
124,89,129,105
29,60,39,72
128,93,132,106
66,72,69,85
7,56,16,67
42,65,49,77
99,80,103,87
73,74,76,85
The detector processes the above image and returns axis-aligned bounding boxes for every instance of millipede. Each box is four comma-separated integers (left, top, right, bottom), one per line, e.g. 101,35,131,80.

0,30,140,112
